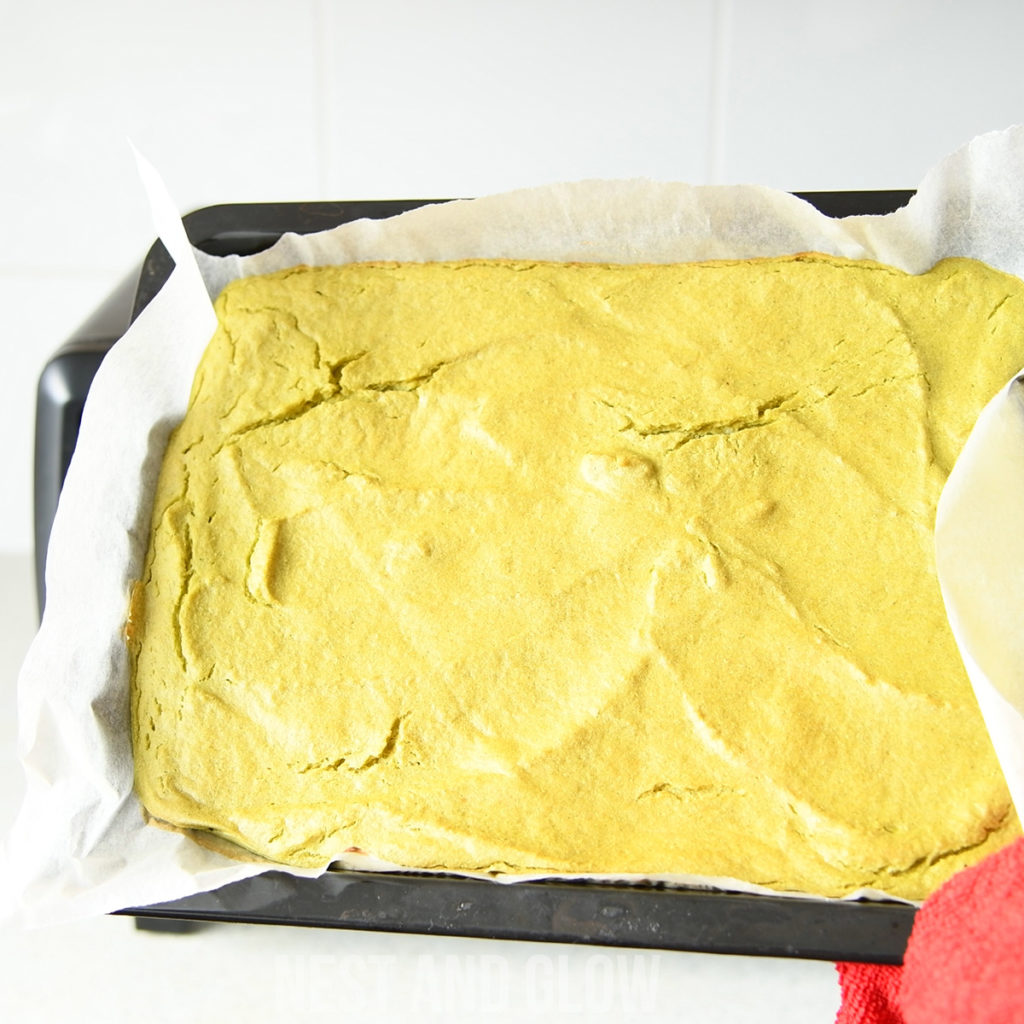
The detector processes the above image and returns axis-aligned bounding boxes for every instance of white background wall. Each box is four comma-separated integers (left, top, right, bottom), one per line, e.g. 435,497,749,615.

3,2,1024,1021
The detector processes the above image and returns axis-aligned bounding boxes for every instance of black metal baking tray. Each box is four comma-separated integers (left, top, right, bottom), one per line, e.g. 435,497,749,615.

36,191,918,961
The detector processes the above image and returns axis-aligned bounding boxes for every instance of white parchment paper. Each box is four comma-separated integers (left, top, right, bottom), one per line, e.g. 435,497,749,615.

6,129,1024,926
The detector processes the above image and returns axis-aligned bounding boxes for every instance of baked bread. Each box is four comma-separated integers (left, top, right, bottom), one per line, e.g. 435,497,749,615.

128,254,1022,899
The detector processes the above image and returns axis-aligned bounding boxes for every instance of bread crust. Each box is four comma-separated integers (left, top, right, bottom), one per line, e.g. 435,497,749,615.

130,255,1023,899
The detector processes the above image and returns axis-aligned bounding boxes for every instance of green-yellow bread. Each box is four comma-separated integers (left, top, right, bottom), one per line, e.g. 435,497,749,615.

128,254,1023,900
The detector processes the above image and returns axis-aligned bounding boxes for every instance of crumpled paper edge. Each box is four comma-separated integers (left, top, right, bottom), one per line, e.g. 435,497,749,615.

8,127,1024,926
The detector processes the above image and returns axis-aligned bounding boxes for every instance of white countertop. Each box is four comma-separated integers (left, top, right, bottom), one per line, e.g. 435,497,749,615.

0,553,841,1022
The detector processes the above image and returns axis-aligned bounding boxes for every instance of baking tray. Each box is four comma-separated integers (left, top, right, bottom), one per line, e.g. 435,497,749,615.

36,191,919,961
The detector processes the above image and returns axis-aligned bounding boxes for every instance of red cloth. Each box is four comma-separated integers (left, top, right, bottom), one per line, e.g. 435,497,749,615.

835,836,1024,1023
836,962,904,1024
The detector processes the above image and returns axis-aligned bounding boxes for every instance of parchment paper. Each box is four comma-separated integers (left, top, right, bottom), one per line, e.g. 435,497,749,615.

6,128,1024,926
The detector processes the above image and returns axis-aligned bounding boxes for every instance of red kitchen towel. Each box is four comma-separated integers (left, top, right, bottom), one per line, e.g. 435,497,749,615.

835,835,1024,1024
